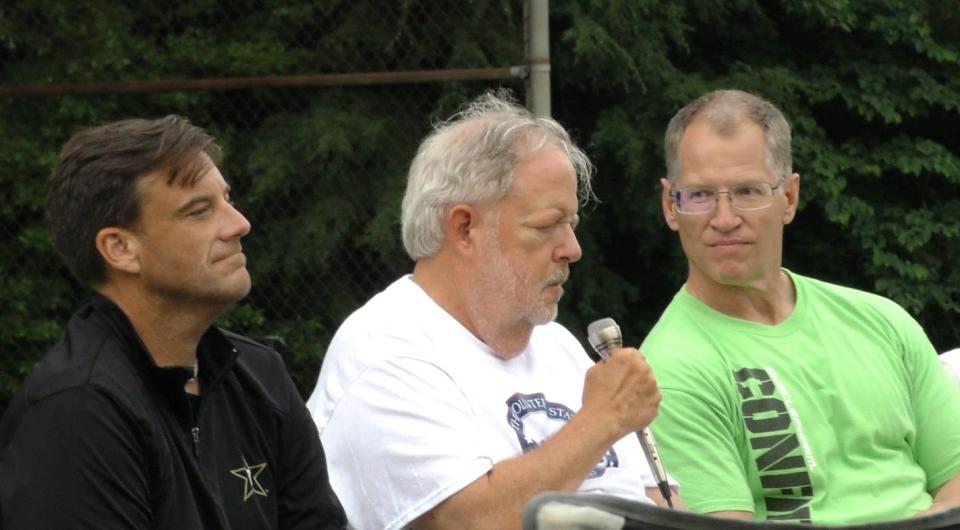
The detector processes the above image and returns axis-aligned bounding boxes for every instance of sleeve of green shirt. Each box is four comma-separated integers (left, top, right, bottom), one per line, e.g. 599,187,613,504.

650,354,756,515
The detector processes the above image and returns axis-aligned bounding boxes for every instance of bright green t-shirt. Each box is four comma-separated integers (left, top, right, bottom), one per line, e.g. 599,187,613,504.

643,270,960,525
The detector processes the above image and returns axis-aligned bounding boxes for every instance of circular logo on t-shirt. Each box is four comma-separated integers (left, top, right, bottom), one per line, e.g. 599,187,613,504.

506,392,618,478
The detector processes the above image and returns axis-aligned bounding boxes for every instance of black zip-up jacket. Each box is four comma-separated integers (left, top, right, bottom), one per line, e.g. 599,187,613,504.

0,295,346,529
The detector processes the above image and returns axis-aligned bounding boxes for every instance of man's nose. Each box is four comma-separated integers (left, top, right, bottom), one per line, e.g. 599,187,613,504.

555,223,582,263
223,201,252,239
708,192,741,231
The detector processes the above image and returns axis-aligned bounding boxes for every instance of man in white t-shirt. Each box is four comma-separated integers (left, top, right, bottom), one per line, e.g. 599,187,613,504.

306,91,679,530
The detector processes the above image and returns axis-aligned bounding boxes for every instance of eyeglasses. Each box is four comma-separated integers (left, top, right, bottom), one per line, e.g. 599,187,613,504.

672,181,783,214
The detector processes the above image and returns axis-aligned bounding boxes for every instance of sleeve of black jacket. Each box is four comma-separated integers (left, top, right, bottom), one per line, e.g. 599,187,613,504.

0,385,154,529
226,330,347,529
273,356,347,529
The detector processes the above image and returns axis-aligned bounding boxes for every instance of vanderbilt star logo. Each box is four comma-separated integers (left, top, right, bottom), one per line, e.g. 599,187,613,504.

230,457,269,501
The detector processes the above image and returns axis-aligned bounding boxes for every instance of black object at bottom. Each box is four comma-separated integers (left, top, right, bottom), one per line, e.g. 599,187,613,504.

523,492,960,530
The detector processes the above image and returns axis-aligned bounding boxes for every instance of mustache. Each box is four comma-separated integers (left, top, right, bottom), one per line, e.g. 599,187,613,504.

541,267,570,288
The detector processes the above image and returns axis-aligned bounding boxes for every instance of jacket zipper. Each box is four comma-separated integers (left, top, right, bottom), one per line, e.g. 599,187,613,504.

191,426,201,457
187,396,201,458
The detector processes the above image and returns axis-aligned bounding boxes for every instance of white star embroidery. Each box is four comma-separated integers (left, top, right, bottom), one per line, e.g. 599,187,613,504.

230,456,269,501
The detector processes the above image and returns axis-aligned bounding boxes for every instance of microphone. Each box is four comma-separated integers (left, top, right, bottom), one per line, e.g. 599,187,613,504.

587,317,673,509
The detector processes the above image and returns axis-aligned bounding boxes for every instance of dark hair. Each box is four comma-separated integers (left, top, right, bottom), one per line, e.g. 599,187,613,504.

48,115,221,286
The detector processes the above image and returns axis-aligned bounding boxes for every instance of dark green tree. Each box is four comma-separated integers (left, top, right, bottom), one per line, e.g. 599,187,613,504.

0,0,524,409
2,1,959,412
550,0,960,351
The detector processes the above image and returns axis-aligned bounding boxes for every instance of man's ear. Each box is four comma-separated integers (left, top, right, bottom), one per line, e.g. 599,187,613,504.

444,203,488,257
782,173,801,225
661,178,679,232
95,227,142,275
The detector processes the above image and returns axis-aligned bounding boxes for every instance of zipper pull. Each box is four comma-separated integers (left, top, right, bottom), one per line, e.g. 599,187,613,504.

191,427,201,458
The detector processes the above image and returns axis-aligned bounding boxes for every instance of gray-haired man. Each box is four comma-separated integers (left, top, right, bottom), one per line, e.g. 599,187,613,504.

308,92,678,530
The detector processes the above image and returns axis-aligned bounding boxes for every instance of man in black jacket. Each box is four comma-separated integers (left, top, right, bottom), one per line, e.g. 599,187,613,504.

0,116,346,529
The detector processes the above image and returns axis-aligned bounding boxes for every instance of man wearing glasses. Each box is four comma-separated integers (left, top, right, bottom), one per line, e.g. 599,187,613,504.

642,89,960,524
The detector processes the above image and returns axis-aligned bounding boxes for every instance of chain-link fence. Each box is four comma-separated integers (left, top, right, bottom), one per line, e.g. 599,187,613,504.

0,0,536,406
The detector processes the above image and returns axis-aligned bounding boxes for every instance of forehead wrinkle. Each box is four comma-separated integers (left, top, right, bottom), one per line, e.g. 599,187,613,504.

698,105,748,138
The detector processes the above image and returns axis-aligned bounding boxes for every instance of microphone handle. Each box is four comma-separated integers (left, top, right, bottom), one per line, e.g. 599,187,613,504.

595,345,673,509
636,428,673,508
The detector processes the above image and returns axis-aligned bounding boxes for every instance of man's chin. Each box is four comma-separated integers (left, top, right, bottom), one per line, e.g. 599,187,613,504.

694,260,755,285
208,287,251,309
231,278,253,302
528,305,559,327
209,274,253,308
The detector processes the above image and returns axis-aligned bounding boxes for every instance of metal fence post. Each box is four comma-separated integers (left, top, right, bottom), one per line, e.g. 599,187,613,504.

525,0,551,118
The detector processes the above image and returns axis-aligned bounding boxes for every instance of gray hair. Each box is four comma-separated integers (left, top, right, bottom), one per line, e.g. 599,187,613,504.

401,90,594,260
664,89,792,183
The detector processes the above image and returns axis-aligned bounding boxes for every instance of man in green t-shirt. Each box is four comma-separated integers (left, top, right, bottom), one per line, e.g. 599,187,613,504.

643,89,960,525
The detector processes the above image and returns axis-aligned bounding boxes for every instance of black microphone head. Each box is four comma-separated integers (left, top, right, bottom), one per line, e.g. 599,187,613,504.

587,318,622,358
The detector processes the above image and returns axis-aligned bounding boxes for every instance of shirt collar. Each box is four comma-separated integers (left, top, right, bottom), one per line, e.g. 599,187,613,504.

87,293,239,394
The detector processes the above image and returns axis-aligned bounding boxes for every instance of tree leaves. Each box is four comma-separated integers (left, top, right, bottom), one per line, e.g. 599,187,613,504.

553,0,960,349
3,0,960,410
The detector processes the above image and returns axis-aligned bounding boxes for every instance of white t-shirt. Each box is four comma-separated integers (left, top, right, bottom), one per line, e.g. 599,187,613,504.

942,348,960,384
306,276,657,530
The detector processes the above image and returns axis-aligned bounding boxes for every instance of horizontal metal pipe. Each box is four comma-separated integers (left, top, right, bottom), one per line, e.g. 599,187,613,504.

0,66,528,97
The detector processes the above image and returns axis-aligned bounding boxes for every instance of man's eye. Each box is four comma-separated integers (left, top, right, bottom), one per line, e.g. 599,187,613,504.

687,189,714,201
189,207,210,217
735,185,765,197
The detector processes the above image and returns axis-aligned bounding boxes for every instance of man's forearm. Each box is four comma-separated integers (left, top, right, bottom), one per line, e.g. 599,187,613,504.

412,408,625,530
917,474,960,518
414,346,662,530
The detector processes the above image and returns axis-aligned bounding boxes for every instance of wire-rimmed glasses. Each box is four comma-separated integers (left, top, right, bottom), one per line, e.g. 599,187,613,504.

672,181,783,214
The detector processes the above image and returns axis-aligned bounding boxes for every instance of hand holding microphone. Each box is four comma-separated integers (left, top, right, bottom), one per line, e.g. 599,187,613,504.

586,317,673,509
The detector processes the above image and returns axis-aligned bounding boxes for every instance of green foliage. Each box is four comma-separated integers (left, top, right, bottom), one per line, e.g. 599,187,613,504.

552,0,960,348
3,0,960,412
0,0,523,411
